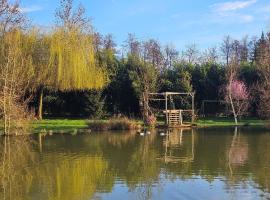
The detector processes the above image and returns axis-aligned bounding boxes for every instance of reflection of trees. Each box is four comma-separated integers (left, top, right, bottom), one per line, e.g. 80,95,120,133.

224,127,249,191
35,132,115,200
126,133,160,200
228,127,248,169
36,155,114,200
2,129,270,199
251,133,270,192
106,131,137,148
1,134,115,200
0,136,36,200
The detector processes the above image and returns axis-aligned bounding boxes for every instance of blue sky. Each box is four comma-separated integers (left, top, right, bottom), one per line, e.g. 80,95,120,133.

20,0,270,50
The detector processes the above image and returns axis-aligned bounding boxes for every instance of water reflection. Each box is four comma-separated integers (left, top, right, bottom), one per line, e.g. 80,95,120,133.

228,127,249,179
0,136,36,200
0,128,270,199
158,129,194,163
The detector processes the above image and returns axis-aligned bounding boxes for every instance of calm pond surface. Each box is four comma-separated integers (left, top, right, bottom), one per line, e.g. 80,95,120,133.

1,127,270,200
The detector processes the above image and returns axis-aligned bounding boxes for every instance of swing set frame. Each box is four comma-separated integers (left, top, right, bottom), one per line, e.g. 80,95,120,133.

148,92,195,127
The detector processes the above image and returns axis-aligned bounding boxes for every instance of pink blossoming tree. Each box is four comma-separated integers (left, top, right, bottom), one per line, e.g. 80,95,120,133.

224,79,249,125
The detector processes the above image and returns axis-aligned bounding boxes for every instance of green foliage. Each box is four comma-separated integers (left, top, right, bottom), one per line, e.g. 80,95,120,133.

191,63,225,106
160,63,193,92
49,28,107,91
126,55,158,98
84,90,105,119
104,61,140,116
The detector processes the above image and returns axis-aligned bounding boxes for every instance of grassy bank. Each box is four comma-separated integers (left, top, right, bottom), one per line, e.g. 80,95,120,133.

31,119,90,132
31,118,142,133
29,117,269,133
196,117,267,127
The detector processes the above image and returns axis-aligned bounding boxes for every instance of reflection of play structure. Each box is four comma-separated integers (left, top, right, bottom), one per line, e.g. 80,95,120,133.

149,92,195,127
158,129,195,163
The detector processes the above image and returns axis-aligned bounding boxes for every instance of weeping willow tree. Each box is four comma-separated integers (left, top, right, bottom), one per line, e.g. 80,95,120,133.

49,28,106,90
36,0,107,119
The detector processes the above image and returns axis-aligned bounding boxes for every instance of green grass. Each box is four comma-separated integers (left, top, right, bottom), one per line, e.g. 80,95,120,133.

195,117,267,127
31,118,142,133
31,119,90,132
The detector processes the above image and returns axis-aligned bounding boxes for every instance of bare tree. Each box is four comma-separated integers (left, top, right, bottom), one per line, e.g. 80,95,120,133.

248,36,258,62
0,30,35,135
142,39,164,69
253,32,270,118
93,32,103,53
125,33,141,57
182,44,199,64
55,0,91,31
103,34,116,52
164,44,178,68
220,35,233,66
239,36,249,62
0,0,25,34
201,47,218,63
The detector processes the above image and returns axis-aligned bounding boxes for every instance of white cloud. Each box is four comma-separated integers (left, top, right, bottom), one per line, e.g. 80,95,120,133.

19,5,43,13
212,0,257,13
210,13,254,24
209,0,257,24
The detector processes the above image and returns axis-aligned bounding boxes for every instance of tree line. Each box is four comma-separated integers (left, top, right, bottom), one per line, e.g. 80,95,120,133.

1,0,270,134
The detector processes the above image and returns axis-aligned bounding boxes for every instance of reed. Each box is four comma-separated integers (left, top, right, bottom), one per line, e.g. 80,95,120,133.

88,117,139,131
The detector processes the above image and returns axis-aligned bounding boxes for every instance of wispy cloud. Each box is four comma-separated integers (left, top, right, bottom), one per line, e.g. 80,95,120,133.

209,0,257,24
212,0,257,13
19,5,43,13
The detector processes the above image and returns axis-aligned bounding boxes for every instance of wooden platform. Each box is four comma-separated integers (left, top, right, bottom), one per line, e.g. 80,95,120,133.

162,110,194,128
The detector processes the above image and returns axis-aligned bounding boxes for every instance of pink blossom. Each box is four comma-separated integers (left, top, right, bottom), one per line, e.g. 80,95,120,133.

227,80,249,100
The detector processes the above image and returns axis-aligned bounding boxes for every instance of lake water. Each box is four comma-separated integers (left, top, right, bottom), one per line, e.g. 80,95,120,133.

1,127,270,200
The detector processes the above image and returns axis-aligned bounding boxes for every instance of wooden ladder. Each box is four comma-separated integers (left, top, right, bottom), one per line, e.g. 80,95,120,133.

167,110,183,126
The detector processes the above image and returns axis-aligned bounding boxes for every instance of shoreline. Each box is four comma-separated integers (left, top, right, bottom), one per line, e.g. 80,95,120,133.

1,118,269,135
31,118,269,133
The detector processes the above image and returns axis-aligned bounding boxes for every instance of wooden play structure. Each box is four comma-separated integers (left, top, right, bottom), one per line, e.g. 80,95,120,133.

149,92,195,127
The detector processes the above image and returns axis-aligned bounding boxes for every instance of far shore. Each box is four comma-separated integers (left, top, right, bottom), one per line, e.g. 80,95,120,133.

1,117,268,135
30,117,269,133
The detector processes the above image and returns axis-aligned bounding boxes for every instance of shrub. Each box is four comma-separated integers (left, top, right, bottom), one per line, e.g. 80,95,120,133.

88,117,139,131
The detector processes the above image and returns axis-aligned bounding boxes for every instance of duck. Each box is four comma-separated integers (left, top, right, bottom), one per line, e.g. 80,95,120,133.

140,132,145,136
160,132,166,136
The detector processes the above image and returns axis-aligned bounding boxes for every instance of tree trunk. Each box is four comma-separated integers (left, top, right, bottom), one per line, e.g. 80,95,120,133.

38,88,44,120
229,91,238,125
142,92,149,125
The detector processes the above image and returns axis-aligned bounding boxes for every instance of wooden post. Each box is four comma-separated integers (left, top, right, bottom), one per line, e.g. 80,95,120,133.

180,128,183,145
179,110,183,125
191,93,195,124
38,87,44,120
39,133,43,153
165,93,168,125
165,93,168,111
